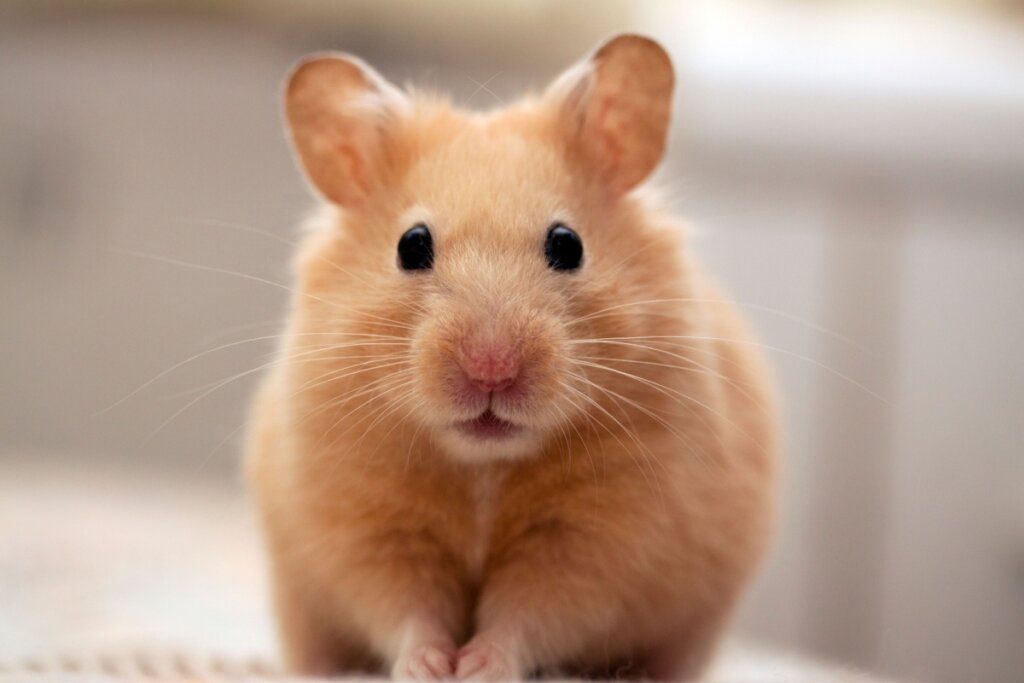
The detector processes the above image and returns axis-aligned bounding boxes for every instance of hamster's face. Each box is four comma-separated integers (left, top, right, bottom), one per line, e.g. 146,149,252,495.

388,123,608,461
284,36,677,462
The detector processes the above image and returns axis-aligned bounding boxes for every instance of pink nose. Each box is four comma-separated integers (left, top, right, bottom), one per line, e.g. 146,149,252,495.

458,342,521,394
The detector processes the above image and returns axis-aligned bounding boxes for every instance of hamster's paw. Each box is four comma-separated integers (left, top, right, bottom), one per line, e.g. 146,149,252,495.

392,641,456,680
455,637,521,681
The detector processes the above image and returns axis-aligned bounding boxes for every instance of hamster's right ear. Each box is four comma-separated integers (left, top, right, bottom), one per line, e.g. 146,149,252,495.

545,35,674,197
284,53,407,207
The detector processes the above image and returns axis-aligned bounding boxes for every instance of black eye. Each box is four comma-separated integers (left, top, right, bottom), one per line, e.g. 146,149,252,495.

544,223,583,271
397,224,433,271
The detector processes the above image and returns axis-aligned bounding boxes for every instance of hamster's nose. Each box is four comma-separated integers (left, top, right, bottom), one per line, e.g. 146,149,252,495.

458,341,521,394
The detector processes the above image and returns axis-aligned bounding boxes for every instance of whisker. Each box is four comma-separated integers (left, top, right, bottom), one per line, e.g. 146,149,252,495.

290,356,413,398
554,397,599,487
404,407,429,471
147,349,410,439
566,367,713,469
573,335,890,405
298,370,416,431
179,217,427,316
567,367,704,459
163,349,406,400
464,72,504,107
572,358,761,458
590,240,666,283
112,248,416,332
559,380,666,509
103,335,408,411
571,297,868,352
351,387,423,461
573,350,770,418
316,377,418,470
549,402,574,477
194,360,414,469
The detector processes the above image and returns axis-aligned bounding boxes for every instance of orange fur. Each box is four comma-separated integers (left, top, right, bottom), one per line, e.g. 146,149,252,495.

246,35,777,681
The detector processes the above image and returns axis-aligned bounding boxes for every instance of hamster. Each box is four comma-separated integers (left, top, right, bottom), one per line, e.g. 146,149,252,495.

246,34,777,681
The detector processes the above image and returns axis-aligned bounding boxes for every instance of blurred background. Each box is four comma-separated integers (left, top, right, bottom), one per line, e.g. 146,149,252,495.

1,1,1022,681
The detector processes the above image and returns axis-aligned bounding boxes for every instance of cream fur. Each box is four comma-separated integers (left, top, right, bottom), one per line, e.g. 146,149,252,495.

246,34,777,681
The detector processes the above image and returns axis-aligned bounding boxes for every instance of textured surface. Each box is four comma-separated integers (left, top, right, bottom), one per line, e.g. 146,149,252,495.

0,457,890,682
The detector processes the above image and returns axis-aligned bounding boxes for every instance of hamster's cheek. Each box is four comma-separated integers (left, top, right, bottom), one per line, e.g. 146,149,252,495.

409,322,486,423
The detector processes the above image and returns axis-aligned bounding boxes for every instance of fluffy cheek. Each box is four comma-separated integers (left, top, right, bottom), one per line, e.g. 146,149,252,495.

502,336,571,429
410,316,473,423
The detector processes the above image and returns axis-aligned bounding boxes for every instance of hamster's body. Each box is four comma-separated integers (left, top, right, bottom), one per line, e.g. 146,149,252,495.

246,35,776,681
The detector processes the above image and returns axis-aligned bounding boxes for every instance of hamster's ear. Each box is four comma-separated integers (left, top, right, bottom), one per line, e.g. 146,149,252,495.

284,53,407,207
547,34,674,196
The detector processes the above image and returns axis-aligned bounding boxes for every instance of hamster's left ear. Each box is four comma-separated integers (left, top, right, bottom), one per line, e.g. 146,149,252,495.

284,53,407,207
546,34,674,196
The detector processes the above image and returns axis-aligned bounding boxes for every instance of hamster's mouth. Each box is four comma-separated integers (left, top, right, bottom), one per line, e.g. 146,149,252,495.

455,409,522,440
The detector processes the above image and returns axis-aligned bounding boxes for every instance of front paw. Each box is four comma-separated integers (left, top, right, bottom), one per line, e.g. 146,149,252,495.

392,641,457,680
455,637,522,681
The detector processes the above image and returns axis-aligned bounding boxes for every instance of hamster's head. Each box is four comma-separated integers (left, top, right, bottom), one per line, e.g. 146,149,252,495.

284,35,679,462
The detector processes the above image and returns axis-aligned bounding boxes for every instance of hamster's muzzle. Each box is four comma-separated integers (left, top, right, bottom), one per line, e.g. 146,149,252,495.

457,338,520,395
451,334,523,407
414,308,567,460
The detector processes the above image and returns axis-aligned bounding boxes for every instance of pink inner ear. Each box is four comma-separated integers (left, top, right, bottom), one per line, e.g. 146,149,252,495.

334,141,368,198
589,95,628,193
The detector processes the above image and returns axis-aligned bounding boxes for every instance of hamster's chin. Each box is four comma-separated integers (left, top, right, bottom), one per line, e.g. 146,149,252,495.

435,410,542,462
